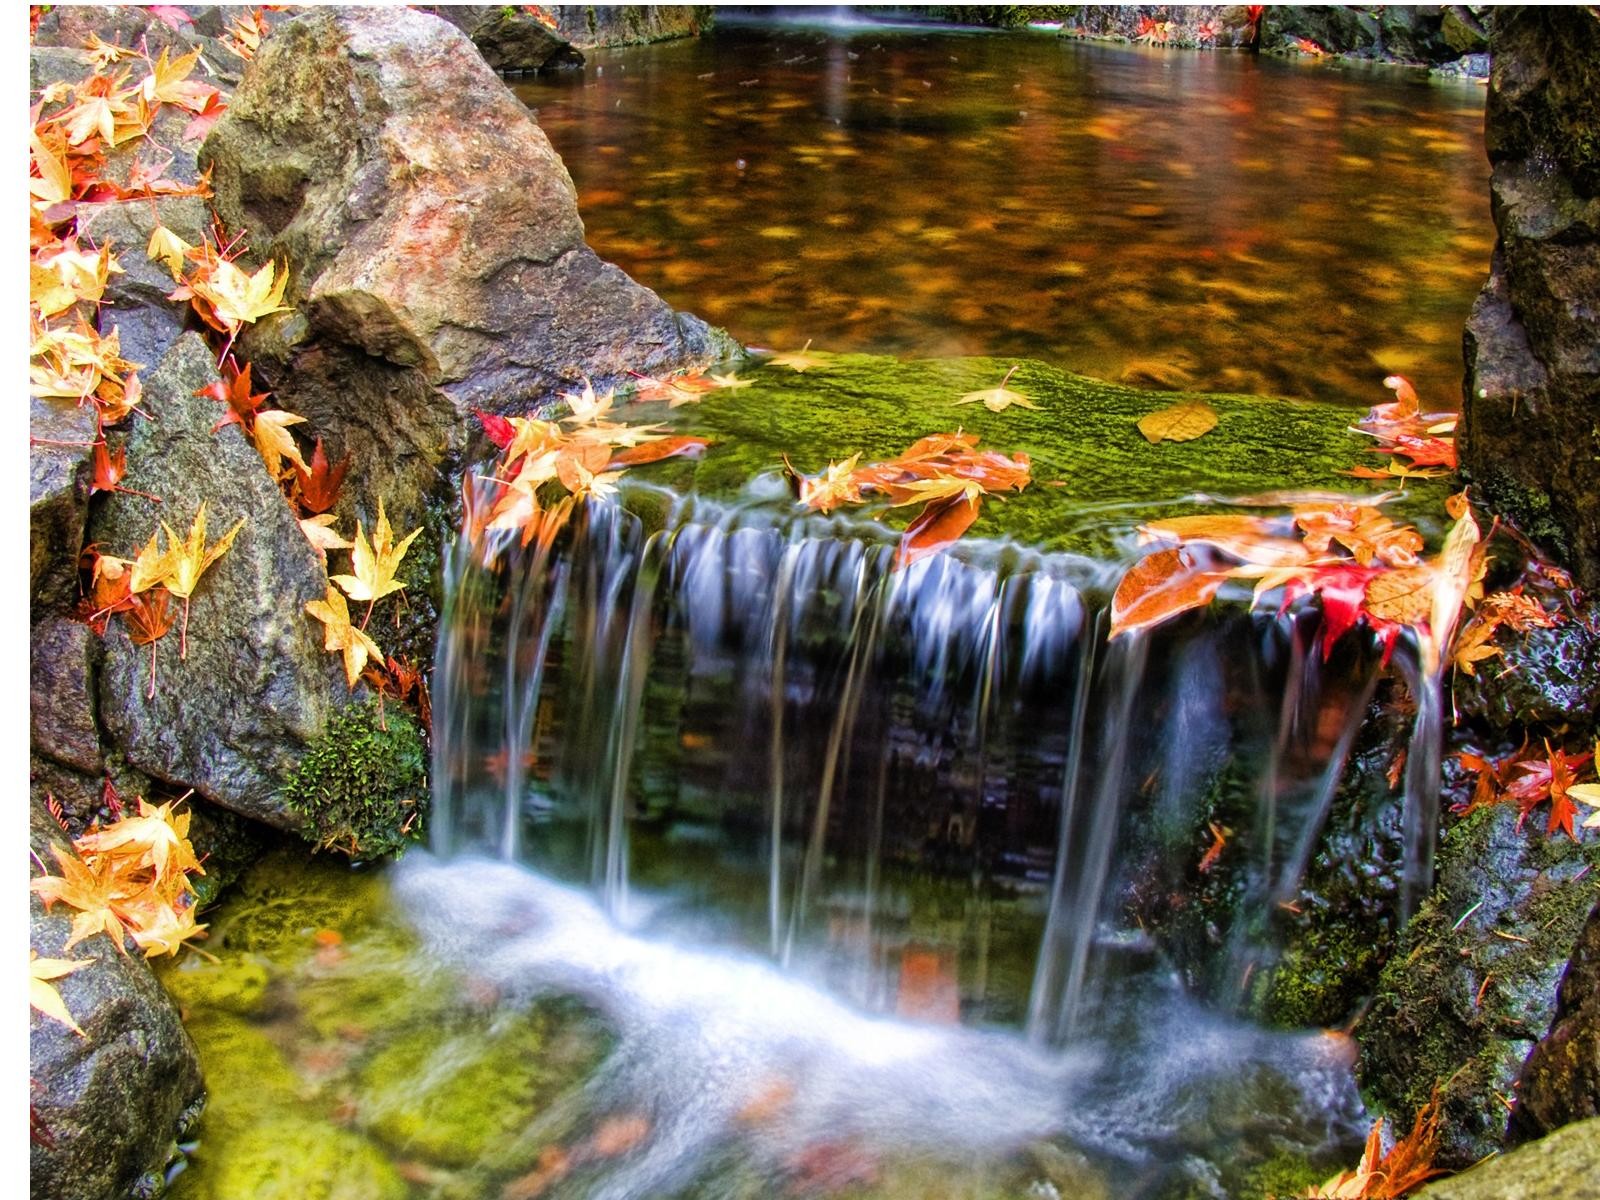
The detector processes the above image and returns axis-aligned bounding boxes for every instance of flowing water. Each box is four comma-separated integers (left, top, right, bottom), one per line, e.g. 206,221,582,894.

520,19,1491,410
162,19,1491,1200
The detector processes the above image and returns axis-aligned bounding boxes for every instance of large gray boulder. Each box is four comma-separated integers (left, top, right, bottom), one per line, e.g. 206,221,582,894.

1462,8,1600,589
30,395,96,615
200,5,737,535
1508,898,1600,1143
1415,1116,1600,1199
422,4,584,71
88,333,346,830
29,794,205,1200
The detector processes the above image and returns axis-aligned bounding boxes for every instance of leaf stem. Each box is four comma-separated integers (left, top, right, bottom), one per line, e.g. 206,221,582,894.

361,597,375,631
179,595,190,660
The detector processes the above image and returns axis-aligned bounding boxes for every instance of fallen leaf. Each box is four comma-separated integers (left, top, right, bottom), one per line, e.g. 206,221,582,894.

1137,401,1217,444
331,498,423,609
897,494,981,569
1110,547,1224,638
306,584,385,689
160,503,246,657
954,365,1037,413
30,951,90,1037
768,338,830,372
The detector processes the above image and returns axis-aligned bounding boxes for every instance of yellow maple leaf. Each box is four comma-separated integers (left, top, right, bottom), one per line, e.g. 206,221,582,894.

299,514,353,560
709,371,753,390
188,256,291,334
146,223,195,280
31,845,133,956
306,584,384,688
129,531,175,594
73,797,203,886
796,452,862,512
954,365,1037,413
30,950,90,1037
768,338,831,372
560,376,617,425
332,499,423,612
30,127,73,206
159,503,246,658
252,409,311,479
32,240,122,318
140,47,216,112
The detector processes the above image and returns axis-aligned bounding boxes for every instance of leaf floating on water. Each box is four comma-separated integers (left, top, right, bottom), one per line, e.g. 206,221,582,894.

1136,401,1217,444
767,339,830,372
954,365,1036,413
1109,547,1224,638
897,495,981,569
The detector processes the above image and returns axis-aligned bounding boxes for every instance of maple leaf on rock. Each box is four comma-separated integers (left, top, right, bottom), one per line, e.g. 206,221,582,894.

30,951,90,1037
31,845,133,954
331,499,423,626
768,339,831,372
252,409,311,480
306,584,384,688
159,503,245,658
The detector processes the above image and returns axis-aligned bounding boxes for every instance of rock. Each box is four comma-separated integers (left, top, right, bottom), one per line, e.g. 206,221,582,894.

1356,806,1600,1167
1453,597,1600,730
76,198,212,371
1462,8,1600,589
29,394,96,614
201,5,736,538
1508,899,1600,1142
1262,6,1381,56
29,792,205,1200
32,616,103,776
88,332,347,830
555,5,714,49
1414,1116,1600,1199
29,756,107,832
1441,6,1490,55
422,4,584,72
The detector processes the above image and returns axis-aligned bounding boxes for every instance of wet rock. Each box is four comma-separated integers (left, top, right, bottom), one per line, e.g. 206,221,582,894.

422,4,584,72
1263,5,1381,56
29,792,205,1200
1356,806,1600,1167
29,756,106,832
31,616,103,776
1452,598,1600,730
1507,898,1600,1143
29,395,96,614
1414,1116,1600,1199
555,5,714,49
76,197,211,372
88,332,347,829
1462,8,1600,589
201,5,736,535
1440,7,1490,56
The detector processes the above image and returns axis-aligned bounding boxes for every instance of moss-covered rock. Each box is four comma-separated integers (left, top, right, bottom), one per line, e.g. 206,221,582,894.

1414,1115,1600,1199
637,353,1443,562
279,699,427,858
1356,806,1600,1167
203,1115,408,1200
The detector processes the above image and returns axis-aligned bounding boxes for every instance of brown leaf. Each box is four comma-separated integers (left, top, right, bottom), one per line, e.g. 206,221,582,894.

1136,401,1217,444
1110,547,1223,638
896,495,980,570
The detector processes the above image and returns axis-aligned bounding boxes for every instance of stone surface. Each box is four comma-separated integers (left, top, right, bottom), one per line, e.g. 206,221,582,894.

29,394,97,614
29,793,205,1200
423,4,584,71
1453,596,1600,730
1462,8,1600,589
1414,1116,1600,1199
555,5,713,49
88,333,346,829
76,197,212,372
1356,806,1600,1167
1508,898,1600,1143
31,616,103,776
201,5,736,538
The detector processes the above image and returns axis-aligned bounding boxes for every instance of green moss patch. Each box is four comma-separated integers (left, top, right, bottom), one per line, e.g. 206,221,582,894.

280,699,427,859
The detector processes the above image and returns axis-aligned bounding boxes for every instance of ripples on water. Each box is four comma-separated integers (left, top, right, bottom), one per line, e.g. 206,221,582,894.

520,21,1492,408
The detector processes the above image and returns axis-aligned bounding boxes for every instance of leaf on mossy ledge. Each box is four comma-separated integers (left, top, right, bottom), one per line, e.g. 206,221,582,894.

767,339,830,372
1136,401,1217,444
1109,547,1223,639
953,365,1036,413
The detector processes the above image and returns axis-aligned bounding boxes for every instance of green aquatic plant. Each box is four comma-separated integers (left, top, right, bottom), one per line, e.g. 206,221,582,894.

280,699,426,859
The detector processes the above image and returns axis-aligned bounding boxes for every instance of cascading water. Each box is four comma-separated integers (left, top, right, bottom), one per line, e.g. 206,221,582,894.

400,487,1444,1192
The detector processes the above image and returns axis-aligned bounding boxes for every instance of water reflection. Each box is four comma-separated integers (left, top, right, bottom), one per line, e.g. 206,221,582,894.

520,24,1491,407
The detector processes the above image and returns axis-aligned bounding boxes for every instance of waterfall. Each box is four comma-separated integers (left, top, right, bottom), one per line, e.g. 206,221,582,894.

431,495,1422,1035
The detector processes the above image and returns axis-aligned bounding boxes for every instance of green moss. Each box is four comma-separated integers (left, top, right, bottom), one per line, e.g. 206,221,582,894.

202,1115,407,1200
280,700,427,859
162,955,272,1017
1237,1149,1331,1198
1260,921,1383,1029
357,1003,610,1171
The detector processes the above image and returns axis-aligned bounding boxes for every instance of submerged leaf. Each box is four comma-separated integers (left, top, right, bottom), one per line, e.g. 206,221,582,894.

1110,548,1224,638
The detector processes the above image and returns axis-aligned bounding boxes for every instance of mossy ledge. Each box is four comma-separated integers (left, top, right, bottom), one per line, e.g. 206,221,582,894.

278,700,427,859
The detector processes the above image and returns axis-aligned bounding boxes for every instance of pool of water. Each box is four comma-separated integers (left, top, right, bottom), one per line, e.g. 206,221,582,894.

520,20,1492,409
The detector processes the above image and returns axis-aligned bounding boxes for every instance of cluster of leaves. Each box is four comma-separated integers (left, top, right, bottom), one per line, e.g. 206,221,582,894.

306,500,424,688
1135,16,1174,45
81,504,244,695
1457,739,1600,842
1110,378,1484,677
1345,376,1457,483
468,376,715,553
1110,491,1483,673
1299,1091,1444,1199
30,795,208,1035
787,431,1032,569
